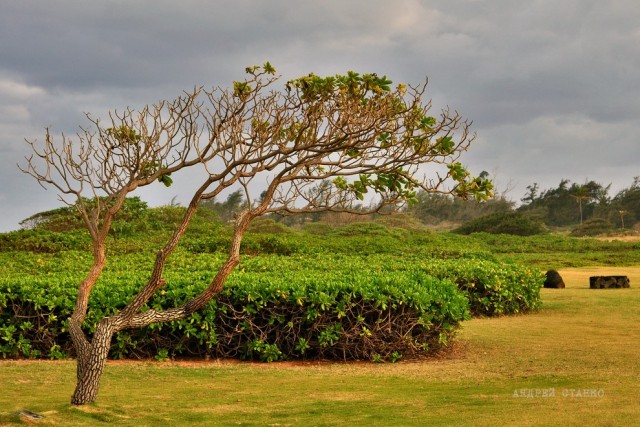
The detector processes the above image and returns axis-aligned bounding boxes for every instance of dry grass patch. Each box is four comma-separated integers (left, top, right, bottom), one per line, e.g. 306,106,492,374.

594,235,640,242
558,266,640,288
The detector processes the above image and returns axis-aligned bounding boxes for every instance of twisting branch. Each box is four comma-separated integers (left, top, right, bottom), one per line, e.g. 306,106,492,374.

20,62,492,405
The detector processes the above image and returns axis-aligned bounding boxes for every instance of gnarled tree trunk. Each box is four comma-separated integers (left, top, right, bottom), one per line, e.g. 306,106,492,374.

71,320,114,405
67,242,110,405
68,207,255,405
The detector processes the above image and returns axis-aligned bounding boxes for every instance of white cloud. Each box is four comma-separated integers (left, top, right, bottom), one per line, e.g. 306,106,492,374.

0,79,45,98
0,77,46,124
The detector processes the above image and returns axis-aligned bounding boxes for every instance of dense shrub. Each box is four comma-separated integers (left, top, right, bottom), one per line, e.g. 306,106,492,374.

419,259,544,316
19,206,84,231
301,222,335,235
0,247,545,361
0,266,468,362
183,234,300,256
0,216,548,362
373,213,428,231
570,218,614,237
0,230,90,253
247,218,294,234
329,221,408,238
454,212,547,236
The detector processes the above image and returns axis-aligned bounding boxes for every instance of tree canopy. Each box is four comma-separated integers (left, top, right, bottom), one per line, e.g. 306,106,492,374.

21,63,491,405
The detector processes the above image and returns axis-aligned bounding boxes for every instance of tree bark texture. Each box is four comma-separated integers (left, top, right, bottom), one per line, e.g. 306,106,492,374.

71,320,114,405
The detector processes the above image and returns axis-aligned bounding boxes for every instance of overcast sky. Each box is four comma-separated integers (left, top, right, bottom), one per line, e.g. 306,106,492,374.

1,0,638,231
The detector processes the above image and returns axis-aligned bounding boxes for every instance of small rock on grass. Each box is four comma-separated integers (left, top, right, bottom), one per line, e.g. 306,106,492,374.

17,410,44,420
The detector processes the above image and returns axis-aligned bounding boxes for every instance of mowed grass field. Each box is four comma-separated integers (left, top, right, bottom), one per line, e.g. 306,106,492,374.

1,267,639,426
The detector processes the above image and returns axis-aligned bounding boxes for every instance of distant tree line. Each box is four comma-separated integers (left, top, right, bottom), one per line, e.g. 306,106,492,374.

517,177,640,230
19,176,640,236
365,176,639,237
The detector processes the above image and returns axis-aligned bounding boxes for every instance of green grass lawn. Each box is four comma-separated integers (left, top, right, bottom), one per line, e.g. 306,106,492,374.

1,267,639,426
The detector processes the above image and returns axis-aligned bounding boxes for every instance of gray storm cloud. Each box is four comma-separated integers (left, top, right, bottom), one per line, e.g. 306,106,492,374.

1,0,638,231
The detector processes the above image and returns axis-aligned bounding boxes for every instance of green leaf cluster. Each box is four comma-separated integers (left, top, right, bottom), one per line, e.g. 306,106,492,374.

286,71,393,102
233,81,252,98
107,126,142,145
448,163,494,201
233,62,277,100
139,161,173,187
332,170,416,202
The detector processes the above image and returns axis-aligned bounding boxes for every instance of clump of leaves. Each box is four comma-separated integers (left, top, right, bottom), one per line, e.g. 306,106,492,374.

570,218,614,237
454,212,547,236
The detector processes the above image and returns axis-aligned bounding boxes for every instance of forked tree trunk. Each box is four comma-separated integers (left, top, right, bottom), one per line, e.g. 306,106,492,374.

71,320,114,405
67,195,267,405
67,244,109,406
67,215,253,405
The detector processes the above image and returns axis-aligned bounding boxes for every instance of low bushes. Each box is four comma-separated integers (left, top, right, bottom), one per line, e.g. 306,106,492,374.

419,259,544,316
0,251,543,362
454,212,547,236
0,230,90,253
570,218,614,237
183,234,300,256
0,268,468,362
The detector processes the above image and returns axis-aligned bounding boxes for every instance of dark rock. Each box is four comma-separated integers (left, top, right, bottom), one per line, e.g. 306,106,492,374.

589,276,630,289
544,270,565,288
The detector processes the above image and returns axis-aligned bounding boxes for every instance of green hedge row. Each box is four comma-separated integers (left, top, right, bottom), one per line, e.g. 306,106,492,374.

453,212,547,236
418,259,545,316
0,251,543,361
0,230,90,253
0,269,469,362
229,255,545,316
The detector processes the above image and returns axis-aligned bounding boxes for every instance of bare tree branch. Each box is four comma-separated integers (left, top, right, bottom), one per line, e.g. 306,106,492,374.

20,63,492,405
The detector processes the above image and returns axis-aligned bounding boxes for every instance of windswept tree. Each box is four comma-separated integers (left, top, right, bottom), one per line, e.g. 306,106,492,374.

21,63,492,405
519,179,610,226
571,185,592,225
200,189,246,223
611,176,640,227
